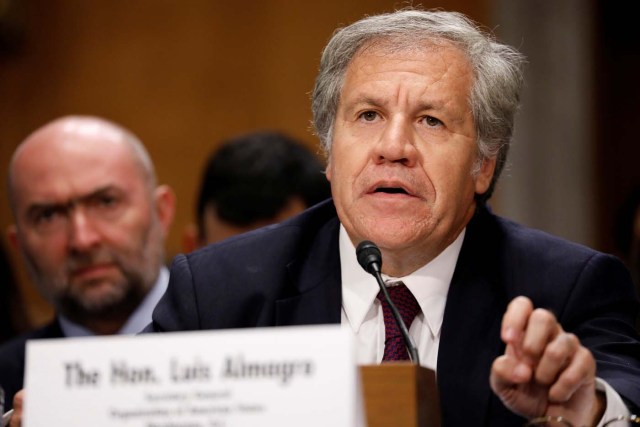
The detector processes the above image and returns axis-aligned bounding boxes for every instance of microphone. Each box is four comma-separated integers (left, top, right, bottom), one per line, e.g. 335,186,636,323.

356,240,420,365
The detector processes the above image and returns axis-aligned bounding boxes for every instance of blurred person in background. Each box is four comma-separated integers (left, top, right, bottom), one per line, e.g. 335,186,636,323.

0,116,175,413
183,131,331,250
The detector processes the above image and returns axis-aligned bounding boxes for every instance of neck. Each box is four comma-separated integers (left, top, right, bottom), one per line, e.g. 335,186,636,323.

380,212,473,277
58,294,142,336
82,317,129,335
380,242,452,277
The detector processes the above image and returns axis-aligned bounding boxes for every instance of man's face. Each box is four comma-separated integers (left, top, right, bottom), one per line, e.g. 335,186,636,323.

9,129,168,324
326,42,495,275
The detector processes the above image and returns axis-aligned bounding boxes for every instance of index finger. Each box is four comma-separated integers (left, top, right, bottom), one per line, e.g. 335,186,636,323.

502,296,534,345
8,390,23,427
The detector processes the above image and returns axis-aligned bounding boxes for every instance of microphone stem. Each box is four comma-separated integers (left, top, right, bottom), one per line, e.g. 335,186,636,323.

373,271,421,365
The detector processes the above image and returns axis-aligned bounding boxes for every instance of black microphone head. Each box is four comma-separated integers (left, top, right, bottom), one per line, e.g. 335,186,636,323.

356,240,382,275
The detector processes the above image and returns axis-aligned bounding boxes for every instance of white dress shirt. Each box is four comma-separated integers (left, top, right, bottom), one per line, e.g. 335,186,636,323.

59,266,169,337
340,225,461,369
337,225,629,424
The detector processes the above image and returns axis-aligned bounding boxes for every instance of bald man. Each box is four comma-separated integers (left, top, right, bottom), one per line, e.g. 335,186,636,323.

0,116,175,412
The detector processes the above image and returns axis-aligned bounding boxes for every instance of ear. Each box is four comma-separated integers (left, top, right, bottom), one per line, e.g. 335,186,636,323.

325,158,333,182
474,157,497,195
153,185,176,237
6,224,19,251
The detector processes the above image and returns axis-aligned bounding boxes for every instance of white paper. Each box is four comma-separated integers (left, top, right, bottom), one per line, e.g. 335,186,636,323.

24,325,362,427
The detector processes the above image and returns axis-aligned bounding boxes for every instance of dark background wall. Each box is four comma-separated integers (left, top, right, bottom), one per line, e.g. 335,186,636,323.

594,2,640,256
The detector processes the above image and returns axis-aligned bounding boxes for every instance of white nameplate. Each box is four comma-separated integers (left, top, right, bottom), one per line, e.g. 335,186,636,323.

24,325,362,427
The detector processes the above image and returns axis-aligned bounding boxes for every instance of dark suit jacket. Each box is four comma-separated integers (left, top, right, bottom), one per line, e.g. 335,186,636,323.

0,319,63,412
149,199,640,426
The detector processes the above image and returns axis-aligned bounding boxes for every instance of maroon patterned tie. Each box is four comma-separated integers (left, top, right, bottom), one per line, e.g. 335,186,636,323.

377,282,421,361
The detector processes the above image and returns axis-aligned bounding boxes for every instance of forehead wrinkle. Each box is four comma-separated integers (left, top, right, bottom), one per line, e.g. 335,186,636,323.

12,142,133,212
351,94,385,109
418,57,474,125
28,184,122,208
343,43,474,131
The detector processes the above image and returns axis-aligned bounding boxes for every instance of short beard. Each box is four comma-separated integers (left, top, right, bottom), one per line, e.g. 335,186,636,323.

22,243,159,331
57,272,149,327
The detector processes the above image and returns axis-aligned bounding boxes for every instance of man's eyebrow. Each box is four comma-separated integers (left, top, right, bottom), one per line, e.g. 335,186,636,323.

24,185,121,215
25,202,66,219
80,185,121,199
345,95,385,108
345,94,446,112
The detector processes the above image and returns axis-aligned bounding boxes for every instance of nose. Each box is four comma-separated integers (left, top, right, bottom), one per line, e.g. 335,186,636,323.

374,116,417,167
67,208,101,252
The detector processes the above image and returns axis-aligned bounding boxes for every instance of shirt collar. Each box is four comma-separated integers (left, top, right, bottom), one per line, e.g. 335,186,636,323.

59,266,170,337
340,226,465,338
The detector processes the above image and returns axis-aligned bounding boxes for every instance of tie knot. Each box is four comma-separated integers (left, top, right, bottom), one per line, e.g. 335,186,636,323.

376,282,421,361
377,282,421,328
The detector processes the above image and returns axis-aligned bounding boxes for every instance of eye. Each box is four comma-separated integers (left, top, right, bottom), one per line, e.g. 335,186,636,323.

358,111,379,122
28,205,67,232
98,194,117,207
422,116,443,127
34,207,62,224
91,193,121,210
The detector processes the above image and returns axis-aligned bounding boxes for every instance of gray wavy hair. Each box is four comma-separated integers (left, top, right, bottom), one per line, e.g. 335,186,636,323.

311,9,526,202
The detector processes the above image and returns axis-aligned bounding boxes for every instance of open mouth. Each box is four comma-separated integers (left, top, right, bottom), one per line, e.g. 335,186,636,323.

374,187,409,195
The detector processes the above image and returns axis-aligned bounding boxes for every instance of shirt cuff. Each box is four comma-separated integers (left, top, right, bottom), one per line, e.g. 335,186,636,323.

595,378,631,427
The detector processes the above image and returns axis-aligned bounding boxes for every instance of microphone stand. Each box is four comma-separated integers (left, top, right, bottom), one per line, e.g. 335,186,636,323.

372,270,420,365
356,241,420,365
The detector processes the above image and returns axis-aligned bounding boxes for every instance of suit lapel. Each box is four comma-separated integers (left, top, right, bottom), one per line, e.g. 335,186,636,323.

275,215,342,326
272,203,521,423
437,207,511,426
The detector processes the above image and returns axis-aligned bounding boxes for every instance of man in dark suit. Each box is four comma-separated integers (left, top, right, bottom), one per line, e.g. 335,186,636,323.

0,116,176,417
148,9,640,427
